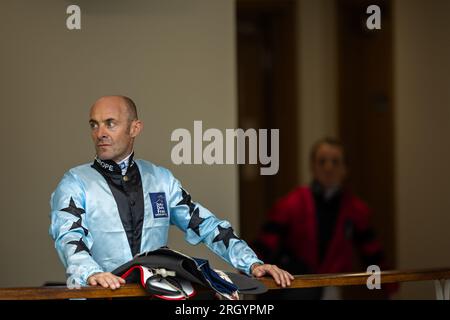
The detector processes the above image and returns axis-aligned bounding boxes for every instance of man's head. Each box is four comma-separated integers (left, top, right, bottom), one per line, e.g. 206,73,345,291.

89,95,143,162
310,137,347,190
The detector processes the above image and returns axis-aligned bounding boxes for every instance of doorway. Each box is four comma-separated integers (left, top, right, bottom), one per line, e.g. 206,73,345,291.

236,0,299,243
337,0,395,298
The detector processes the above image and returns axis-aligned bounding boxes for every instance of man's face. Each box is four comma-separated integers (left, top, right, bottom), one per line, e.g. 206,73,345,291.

89,96,140,162
311,143,347,189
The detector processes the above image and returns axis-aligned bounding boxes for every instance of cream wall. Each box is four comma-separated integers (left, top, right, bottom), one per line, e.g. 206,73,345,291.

0,0,238,287
394,0,450,299
297,0,338,185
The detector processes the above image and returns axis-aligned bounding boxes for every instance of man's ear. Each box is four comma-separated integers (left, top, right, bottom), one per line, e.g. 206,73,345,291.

130,120,143,138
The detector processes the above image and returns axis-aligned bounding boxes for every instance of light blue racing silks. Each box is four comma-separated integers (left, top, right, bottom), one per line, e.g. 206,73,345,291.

49,159,263,286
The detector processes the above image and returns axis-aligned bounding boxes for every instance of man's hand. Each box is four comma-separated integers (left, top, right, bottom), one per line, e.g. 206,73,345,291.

251,263,294,288
87,272,126,290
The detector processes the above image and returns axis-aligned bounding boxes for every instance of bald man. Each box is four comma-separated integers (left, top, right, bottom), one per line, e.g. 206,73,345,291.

49,96,293,291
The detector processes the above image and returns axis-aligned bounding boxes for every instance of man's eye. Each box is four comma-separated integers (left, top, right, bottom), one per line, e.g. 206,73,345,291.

89,123,98,129
106,121,116,128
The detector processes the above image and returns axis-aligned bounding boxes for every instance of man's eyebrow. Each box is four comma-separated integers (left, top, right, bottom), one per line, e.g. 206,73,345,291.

89,118,117,123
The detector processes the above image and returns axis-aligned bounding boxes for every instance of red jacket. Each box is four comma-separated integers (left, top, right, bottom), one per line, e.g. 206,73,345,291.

254,186,386,274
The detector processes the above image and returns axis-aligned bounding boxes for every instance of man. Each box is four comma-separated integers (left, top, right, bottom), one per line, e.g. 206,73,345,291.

49,95,293,290
254,137,395,298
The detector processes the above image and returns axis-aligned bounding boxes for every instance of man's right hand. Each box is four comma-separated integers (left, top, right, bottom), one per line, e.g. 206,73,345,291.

87,272,126,290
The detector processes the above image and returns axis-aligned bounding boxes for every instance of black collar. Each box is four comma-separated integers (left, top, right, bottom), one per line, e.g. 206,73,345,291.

92,153,136,176
310,180,342,203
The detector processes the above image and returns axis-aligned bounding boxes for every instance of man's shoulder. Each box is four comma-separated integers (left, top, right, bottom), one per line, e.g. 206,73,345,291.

53,163,92,185
342,190,370,214
52,163,94,195
274,185,312,208
285,185,312,200
134,159,173,178
65,162,96,176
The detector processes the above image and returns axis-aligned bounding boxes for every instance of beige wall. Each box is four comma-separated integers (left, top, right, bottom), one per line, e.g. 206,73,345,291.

394,0,450,299
297,0,338,185
0,0,238,287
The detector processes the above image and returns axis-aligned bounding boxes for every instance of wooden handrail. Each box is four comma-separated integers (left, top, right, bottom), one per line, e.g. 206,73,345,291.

263,267,450,289
1,267,449,300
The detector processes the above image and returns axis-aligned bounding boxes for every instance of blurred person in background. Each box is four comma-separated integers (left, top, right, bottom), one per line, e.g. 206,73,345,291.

254,137,397,299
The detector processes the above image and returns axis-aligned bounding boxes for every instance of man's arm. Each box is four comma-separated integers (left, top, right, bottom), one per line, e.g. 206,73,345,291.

352,203,387,268
252,196,293,264
165,170,293,287
352,203,399,296
251,195,299,286
49,171,105,287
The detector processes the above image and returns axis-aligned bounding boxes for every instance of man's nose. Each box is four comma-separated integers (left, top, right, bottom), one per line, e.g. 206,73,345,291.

324,161,334,171
96,125,108,140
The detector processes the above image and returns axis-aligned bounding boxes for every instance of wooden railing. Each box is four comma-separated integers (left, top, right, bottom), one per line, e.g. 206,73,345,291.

1,267,449,300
